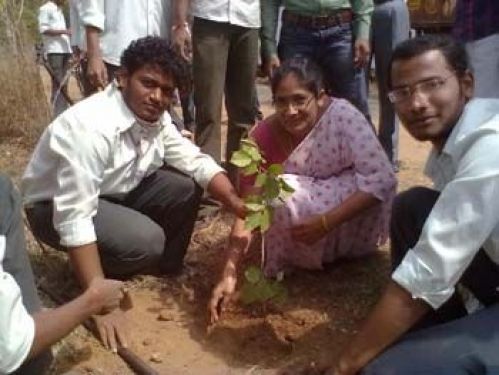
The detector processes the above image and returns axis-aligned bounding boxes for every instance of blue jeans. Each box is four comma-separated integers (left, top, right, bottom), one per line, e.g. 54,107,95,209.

278,21,370,118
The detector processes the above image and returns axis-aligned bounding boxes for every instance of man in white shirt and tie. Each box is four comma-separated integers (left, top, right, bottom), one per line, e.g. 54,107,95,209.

38,0,72,117
22,36,245,354
331,35,499,375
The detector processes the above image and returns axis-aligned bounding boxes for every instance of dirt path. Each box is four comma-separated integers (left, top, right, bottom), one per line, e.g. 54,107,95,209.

1,74,432,375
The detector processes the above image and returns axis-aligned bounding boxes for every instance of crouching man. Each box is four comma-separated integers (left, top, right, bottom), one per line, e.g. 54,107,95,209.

332,35,499,374
22,36,245,353
1,174,125,374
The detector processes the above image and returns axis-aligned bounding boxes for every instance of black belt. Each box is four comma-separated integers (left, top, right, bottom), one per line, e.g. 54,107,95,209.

282,9,353,30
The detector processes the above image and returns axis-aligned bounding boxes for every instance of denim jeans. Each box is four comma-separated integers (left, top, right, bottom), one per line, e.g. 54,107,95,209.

278,21,370,118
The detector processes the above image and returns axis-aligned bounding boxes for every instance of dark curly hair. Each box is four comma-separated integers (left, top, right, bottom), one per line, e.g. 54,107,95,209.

120,36,191,92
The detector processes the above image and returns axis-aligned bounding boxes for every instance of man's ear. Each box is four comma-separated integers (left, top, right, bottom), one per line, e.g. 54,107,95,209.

461,69,474,101
317,89,327,107
115,68,129,89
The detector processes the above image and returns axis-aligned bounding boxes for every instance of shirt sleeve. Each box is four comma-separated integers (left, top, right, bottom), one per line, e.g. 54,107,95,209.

38,5,53,34
340,100,397,202
0,236,35,374
49,116,108,247
78,0,105,30
260,0,281,60
393,133,499,309
351,0,374,41
161,122,224,189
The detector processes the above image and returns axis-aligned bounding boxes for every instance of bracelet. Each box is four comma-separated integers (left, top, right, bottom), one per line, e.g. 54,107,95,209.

171,21,189,32
321,214,330,233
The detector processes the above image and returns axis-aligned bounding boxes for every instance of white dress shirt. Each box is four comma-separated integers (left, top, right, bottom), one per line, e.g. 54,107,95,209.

38,1,72,55
69,0,86,51
22,83,224,248
393,98,499,309
0,236,35,374
79,0,171,66
191,0,261,29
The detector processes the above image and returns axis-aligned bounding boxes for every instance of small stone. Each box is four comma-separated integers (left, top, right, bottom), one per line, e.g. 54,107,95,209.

157,310,174,321
142,338,153,346
150,352,162,363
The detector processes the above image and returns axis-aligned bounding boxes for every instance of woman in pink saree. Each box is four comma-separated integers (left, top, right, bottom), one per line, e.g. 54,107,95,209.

209,58,397,322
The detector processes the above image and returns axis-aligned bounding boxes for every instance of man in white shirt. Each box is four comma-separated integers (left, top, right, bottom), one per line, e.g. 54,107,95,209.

38,0,73,117
0,174,125,375
172,0,260,180
23,37,245,353
330,36,499,374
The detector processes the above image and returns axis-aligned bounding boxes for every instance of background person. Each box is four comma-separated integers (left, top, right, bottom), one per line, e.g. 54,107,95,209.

261,0,374,119
38,0,72,117
209,58,396,323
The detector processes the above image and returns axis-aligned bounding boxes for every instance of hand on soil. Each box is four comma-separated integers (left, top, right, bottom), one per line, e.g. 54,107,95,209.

208,275,237,324
92,307,129,353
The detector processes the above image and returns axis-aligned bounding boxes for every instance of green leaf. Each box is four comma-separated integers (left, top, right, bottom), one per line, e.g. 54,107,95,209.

245,211,262,231
245,202,265,212
263,178,280,200
230,150,252,168
244,266,263,284
267,164,283,176
240,283,261,304
254,173,267,188
242,162,258,176
279,178,295,193
260,206,272,232
240,138,258,148
242,144,262,162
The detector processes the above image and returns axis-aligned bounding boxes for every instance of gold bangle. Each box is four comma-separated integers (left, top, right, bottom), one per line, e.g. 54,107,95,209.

321,214,329,233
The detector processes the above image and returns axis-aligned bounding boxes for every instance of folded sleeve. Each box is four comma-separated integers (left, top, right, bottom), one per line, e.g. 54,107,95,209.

393,133,499,309
78,0,105,30
48,117,108,247
161,122,224,188
352,0,374,40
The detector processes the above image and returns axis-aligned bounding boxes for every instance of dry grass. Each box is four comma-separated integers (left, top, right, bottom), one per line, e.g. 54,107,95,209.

0,46,50,146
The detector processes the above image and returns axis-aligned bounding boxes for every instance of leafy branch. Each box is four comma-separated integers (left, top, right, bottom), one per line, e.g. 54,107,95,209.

230,138,294,305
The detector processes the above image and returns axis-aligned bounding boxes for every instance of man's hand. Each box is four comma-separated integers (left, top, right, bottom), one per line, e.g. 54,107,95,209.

85,277,125,314
290,214,328,245
86,55,108,90
172,24,192,61
353,39,370,69
264,55,281,79
92,308,129,353
208,274,237,324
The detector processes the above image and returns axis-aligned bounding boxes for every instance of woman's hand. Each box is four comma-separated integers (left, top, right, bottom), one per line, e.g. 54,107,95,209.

290,214,329,245
208,274,237,324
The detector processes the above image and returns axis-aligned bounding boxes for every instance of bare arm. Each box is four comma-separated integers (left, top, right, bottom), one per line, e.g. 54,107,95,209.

209,217,254,323
85,25,107,89
207,172,246,219
68,242,105,288
171,0,192,60
291,190,380,244
333,281,430,374
28,277,124,359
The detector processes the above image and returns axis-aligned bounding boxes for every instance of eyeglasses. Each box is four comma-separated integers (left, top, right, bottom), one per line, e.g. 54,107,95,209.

388,73,455,104
274,94,315,112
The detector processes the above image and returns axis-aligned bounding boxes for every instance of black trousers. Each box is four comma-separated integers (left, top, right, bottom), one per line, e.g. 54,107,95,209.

363,187,499,374
26,168,202,278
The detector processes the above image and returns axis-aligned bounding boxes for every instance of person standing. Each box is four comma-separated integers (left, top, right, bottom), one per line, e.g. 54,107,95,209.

261,0,374,119
371,0,410,169
453,0,499,98
172,0,260,180
38,0,72,117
